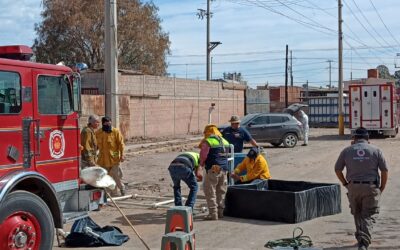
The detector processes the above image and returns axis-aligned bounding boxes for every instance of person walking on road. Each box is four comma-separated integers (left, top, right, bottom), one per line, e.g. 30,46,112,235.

334,127,388,250
296,110,309,146
81,115,100,168
230,147,271,184
96,116,126,196
221,115,258,153
168,152,200,209
197,124,229,220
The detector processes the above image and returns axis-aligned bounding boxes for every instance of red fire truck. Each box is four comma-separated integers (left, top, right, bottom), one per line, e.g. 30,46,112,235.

0,45,105,250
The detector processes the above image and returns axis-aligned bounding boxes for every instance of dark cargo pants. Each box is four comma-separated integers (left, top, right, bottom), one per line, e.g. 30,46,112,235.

347,183,381,248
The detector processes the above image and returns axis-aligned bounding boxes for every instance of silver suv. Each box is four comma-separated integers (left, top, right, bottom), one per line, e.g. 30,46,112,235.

221,113,304,148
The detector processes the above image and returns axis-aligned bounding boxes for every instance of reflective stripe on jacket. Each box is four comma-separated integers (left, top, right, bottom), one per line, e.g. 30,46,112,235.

96,127,125,168
180,152,200,169
81,126,97,165
234,154,271,182
205,135,229,171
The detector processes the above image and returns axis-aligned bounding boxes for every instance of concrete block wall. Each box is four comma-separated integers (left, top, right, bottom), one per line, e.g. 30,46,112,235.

81,73,245,139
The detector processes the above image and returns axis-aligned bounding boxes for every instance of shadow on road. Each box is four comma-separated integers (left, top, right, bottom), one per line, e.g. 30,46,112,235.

113,212,167,226
310,134,351,141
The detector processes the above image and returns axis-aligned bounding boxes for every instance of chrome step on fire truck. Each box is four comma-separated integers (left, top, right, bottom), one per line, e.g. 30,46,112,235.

0,45,105,250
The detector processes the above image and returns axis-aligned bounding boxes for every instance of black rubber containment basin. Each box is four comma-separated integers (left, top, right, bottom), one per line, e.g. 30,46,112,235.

224,179,341,223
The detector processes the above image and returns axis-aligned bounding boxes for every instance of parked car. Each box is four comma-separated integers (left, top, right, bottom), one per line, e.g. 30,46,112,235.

219,113,304,148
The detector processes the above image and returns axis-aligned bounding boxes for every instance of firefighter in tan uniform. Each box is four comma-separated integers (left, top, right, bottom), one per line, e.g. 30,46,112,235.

81,115,100,168
96,116,126,196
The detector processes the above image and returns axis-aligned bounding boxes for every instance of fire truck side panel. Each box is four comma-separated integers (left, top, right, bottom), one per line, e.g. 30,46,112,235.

349,85,361,129
31,69,79,183
381,85,392,128
0,64,34,175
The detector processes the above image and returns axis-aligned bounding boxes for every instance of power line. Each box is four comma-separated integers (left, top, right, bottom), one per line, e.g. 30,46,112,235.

234,0,336,36
368,0,400,47
273,0,336,32
167,44,400,58
343,0,394,57
349,0,396,53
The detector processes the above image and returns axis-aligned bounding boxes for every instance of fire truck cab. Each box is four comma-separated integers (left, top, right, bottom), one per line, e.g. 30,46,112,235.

0,45,105,250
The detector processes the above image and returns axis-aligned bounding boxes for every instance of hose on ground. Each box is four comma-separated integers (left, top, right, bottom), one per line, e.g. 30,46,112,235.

264,227,313,249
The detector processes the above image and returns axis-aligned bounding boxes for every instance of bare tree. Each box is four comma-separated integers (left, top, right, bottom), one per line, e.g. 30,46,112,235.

33,0,170,75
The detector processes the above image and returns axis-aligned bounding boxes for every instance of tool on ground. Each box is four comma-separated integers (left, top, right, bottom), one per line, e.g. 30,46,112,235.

264,227,313,249
83,226,101,238
106,191,151,250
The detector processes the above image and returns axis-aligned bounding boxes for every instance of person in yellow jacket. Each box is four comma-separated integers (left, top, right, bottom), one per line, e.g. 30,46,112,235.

81,115,100,168
231,147,271,184
96,116,126,196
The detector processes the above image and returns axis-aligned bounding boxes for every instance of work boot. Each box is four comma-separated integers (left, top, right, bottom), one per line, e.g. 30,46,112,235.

358,243,368,250
120,189,126,196
218,209,224,219
204,214,218,221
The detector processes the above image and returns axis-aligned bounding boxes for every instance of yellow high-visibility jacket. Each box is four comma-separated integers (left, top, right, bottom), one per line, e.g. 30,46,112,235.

234,154,271,182
96,127,124,168
80,126,97,165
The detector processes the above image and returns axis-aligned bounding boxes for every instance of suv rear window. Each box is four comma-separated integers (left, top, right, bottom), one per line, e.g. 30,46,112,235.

269,116,287,124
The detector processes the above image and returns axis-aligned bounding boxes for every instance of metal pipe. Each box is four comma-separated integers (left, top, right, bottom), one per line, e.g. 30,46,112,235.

115,201,208,212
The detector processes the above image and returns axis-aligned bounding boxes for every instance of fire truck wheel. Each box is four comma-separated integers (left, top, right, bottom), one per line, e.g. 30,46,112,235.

0,190,54,250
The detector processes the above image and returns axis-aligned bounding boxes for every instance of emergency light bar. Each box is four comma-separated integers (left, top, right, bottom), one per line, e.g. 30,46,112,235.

0,45,33,61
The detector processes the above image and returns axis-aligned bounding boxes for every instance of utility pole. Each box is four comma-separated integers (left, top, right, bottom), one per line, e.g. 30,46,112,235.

206,0,211,81
327,60,332,89
211,56,213,80
105,0,119,127
306,80,309,105
290,50,293,87
198,1,220,81
338,0,344,135
285,45,289,108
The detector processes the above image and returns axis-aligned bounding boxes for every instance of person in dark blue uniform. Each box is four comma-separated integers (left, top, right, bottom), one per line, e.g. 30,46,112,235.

221,115,258,153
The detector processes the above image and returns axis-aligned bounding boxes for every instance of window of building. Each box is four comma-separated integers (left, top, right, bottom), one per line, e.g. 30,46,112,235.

38,75,73,114
0,71,21,114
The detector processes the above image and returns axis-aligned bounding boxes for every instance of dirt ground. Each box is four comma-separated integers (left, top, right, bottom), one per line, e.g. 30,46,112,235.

56,128,400,250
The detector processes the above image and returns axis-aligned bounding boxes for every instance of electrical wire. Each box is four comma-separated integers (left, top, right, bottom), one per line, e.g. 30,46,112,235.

368,0,400,47
343,0,394,57
232,0,337,36
349,0,396,53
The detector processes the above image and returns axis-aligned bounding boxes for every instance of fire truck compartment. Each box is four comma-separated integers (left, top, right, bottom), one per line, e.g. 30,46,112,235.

224,179,341,223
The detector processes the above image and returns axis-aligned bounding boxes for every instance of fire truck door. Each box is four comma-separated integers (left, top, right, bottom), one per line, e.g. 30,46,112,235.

0,67,32,173
362,86,380,121
32,71,80,183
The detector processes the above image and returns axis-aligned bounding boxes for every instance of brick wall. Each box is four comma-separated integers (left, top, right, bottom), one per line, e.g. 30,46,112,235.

81,73,245,139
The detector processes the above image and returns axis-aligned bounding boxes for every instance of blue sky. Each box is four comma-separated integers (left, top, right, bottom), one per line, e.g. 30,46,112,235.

1,0,400,88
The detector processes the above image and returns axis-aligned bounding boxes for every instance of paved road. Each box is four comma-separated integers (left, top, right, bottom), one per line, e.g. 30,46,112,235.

55,128,400,249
